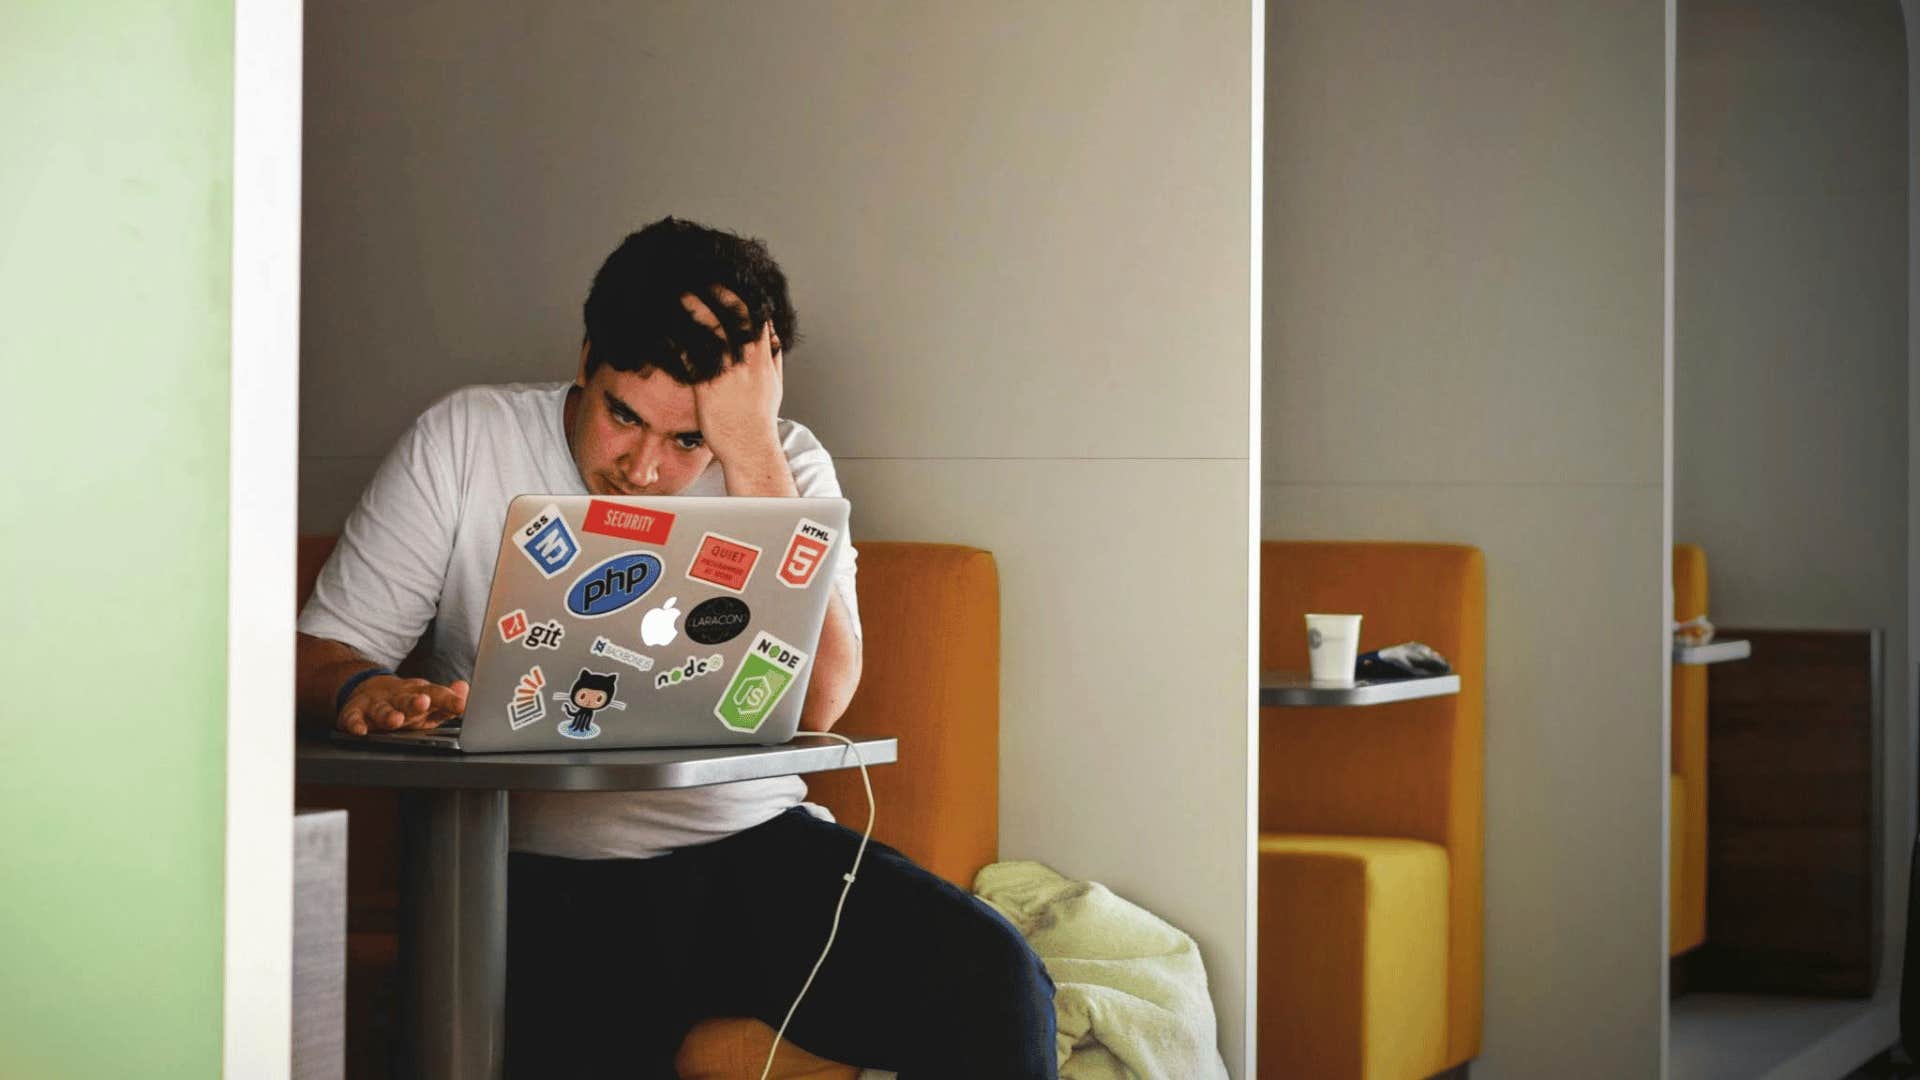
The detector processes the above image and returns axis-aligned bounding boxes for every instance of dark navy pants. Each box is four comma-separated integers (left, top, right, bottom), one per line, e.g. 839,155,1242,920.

505,807,1058,1078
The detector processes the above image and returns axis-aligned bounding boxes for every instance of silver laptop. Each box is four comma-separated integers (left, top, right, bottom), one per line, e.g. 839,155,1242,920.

344,494,849,752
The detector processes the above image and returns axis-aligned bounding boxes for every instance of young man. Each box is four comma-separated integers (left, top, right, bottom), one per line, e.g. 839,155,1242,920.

295,218,1057,1078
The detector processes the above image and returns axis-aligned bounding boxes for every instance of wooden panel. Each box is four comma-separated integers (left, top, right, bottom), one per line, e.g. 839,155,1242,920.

1687,628,1879,997
294,809,348,1080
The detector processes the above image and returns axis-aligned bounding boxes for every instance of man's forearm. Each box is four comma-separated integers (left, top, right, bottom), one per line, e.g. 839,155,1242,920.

799,595,861,732
719,441,800,498
295,632,381,733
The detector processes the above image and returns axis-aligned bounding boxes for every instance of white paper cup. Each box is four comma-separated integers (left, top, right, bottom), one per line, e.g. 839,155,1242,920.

1305,613,1362,687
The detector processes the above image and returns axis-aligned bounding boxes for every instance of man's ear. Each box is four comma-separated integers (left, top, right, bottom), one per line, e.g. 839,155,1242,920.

575,340,591,388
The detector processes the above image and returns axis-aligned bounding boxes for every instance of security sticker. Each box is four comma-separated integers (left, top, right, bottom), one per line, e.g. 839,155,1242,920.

524,619,564,649
685,596,750,645
777,518,837,589
582,499,675,545
554,668,625,740
515,502,580,578
714,631,809,733
589,635,655,674
685,532,762,594
566,551,665,618
507,665,547,730
653,653,725,690
498,609,531,644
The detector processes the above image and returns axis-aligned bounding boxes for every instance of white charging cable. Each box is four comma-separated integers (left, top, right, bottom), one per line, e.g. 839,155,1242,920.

761,731,875,1080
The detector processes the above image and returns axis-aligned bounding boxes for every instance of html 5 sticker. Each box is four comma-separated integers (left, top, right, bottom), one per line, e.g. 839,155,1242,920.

777,518,837,589
685,532,762,594
514,502,580,579
581,499,675,545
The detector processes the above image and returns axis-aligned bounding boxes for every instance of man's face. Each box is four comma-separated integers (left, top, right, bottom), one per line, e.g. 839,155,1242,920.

567,349,715,496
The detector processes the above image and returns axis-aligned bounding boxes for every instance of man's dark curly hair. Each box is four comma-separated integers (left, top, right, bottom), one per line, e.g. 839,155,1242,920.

581,216,799,385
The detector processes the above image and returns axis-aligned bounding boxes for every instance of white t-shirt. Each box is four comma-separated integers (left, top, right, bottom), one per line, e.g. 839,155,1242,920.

298,381,862,859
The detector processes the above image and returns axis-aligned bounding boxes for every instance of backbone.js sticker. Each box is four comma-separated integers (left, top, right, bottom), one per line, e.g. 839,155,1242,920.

715,631,809,733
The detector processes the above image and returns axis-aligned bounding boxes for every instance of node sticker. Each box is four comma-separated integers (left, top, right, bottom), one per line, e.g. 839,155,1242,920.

714,631,809,733
581,499,675,545
653,653,726,690
685,532,761,594
554,668,625,740
515,502,580,579
507,665,547,730
589,635,655,674
498,609,530,644
777,518,836,589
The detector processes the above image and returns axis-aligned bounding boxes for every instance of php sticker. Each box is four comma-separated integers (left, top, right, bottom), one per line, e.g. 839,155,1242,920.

685,596,750,645
553,667,625,740
589,635,655,674
778,518,836,589
685,532,762,594
581,499,675,545
654,653,726,691
714,631,809,733
498,609,530,644
566,551,664,618
515,502,580,578
507,665,547,730
524,618,564,650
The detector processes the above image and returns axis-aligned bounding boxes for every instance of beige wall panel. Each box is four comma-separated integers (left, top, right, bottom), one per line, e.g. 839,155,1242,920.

1264,481,1667,1079
840,457,1251,1071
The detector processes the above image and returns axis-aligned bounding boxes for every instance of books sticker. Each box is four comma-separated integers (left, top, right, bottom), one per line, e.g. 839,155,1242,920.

686,532,761,594
714,631,809,733
515,503,580,578
778,518,836,589
507,666,547,730
581,500,675,545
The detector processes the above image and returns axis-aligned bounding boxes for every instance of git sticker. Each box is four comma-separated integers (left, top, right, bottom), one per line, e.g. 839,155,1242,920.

686,532,762,594
714,631,809,733
507,665,547,730
515,502,580,578
778,518,836,589
582,499,675,545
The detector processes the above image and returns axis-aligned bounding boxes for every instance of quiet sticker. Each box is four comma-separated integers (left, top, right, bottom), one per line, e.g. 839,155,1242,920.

507,665,547,730
778,518,836,589
685,532,762,594
581,499,675,545
714,631,809,733
515,502,580,578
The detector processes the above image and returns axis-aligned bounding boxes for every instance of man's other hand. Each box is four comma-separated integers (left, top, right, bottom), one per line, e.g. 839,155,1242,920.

683,286,784,468
338,675,469,735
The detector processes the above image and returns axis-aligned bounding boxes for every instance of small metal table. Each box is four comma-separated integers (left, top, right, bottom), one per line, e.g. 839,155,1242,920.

1673,639,1751,665
1260,672,1461,707
296,734,897,1080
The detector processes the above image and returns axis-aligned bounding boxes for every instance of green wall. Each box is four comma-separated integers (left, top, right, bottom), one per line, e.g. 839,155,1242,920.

0,3,233,1076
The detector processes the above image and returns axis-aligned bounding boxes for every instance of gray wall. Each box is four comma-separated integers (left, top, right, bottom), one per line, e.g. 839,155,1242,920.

1264,3,1671,1076
1676,0,1910,993
301,1,1256,1069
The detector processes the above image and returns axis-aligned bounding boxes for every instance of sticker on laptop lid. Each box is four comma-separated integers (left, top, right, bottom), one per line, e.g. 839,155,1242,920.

777,519,836,589
714,631,809,733
653,653,725,690
589,635,654,674
581,499,676,545
515,502,580,578
685,596,750,645
498,609,530,644
507,665,547,730
523,618,564,650
566,551,664,618
685,532,762,594
554,668,625,740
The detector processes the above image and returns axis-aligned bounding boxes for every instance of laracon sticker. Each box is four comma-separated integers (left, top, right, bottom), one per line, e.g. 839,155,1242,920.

589,636,655,674
498,609,530,643
554,668,625,740
654,653,725,690
581,499,675,545
566,551,664,618
507,666,547,730
714,631,809,733
523,618,564,649
778,518,837,589
515,503,580,578
685,532,762,594
685,596,750,645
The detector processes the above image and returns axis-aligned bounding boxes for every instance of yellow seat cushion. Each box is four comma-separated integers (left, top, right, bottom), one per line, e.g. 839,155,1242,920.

674,1019,859,1080
1259,835,1449,1080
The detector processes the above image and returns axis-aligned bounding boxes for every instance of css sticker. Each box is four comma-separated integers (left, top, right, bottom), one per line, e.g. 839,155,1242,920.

523,618,564,650
507,665,547,731
685,596,750,646
778,518,837,589
685,532,762,594
654,653,726,690
515,502,580,578
589,635,655,674
581,499,675,545
714,631,809,733
498,609,530,643
566,551,664,618
553,668,625,740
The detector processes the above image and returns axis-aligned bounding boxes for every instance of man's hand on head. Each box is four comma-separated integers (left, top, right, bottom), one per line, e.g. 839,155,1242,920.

682,288,792,494
338,674,469,736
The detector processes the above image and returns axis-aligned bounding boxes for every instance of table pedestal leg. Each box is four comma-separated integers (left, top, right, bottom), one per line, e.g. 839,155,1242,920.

399,789,508,1080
